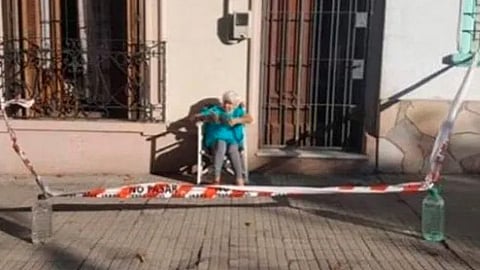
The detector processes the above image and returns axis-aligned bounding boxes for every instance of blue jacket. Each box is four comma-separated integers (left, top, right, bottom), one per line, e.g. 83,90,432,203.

200,105,246,149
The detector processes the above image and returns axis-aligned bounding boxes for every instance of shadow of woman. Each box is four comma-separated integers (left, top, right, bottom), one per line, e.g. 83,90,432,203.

147,98,221,183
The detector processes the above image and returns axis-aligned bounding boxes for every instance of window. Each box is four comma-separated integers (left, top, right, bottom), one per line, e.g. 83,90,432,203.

1,0,165,121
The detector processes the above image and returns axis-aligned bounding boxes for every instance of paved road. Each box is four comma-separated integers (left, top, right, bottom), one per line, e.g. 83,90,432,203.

0,174,478,270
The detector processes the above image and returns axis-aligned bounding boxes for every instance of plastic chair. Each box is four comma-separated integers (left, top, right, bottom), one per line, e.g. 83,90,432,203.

195,121,249,185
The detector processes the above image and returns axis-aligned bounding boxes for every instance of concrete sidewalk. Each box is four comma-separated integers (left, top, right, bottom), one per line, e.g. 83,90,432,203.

0,174,478,270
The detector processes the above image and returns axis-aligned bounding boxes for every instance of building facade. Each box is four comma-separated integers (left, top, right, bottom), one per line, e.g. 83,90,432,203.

1,0,479,176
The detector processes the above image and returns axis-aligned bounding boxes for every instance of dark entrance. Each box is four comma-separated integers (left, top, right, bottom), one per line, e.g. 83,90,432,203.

260,0,381,152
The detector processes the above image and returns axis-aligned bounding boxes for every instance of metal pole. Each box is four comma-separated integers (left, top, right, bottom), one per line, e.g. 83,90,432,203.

347,0,360,141
324,0,336,146
295,0,305,145
243,125,249,184
41,0,51,69
279,0,288,145
329,0,341,146
77,0,89,97
341,0,354,145
312,0,324,146
196,121,203,185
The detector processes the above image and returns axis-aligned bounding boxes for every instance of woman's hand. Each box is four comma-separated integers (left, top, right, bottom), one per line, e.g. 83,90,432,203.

210,113,220,123
228,117,242,126
228,114,253,126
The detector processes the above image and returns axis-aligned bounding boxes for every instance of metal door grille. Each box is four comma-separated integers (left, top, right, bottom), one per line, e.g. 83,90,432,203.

260,0,371,151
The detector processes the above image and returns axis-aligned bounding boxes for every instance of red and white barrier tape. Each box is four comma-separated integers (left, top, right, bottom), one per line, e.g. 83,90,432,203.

0,97,51,197
52,180,432,199
425,51,479,185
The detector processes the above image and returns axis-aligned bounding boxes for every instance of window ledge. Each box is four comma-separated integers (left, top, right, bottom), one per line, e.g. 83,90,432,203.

0,118,166,135
256,148,368,160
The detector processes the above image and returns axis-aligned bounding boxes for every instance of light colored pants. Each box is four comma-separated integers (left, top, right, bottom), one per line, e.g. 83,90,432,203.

213,140,244,180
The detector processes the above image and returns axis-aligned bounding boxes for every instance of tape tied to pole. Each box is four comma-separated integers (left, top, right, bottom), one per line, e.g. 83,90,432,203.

0,98,52,197
50,180,433,199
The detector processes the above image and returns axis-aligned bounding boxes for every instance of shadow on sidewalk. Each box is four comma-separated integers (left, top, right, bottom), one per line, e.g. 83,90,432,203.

0,211,122,270
0,213,31,242
38,243,109,270
147,98,221,182
0,201,285,213
251,173,428,240
272,195,424,240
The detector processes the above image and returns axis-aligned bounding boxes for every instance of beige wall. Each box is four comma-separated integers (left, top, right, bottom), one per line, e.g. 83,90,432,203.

164,0,250,121
0,120,169,175
382,0,480,101
0,0,264,176
162,0,267,173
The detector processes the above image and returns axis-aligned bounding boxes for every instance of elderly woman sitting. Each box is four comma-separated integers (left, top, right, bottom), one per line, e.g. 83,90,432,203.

193,91,253,185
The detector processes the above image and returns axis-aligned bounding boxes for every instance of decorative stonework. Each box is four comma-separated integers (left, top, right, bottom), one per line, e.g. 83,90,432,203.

450,133,480,160
378,100,480,173
387,119,425,173
379,103,399,137
453,109,480,134
461,154,480,173
465,101,480,115
396,101,412,124
405,101,450,137
365,133,377,169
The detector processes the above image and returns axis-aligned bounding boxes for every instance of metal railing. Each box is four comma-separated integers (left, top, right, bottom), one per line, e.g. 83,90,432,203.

260,0,370,151
0,38,165,121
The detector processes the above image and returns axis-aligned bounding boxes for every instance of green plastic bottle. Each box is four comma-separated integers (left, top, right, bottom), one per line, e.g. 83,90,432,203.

422,186,445,242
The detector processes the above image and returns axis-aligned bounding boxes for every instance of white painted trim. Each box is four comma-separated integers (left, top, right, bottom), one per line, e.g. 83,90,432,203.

0,119,167,135
160,0,167,41
246,0,263,165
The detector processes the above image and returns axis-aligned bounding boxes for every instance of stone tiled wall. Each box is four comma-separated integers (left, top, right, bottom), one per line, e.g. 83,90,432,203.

378,100,480,173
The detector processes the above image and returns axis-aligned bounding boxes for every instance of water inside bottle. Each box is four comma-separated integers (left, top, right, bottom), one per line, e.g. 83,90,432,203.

31,199,52,244
422,188,445,242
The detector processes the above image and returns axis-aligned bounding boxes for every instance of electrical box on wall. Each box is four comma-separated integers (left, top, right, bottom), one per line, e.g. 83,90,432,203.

232,11,251,40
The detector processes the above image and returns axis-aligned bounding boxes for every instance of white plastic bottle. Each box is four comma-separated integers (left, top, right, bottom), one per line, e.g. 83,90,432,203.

31,197,52,244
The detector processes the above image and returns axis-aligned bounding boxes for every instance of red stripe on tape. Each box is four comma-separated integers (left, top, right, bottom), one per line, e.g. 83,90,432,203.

231,190,245,198
174,185,194,198
370,185,388,191
84,188,106,197
146,183,167,197
118,186,133,198
339,185,355,190
402,183,423,193
203,187,218,199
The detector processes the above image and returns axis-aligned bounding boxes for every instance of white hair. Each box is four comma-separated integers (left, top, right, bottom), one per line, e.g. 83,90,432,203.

222,90,241,105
